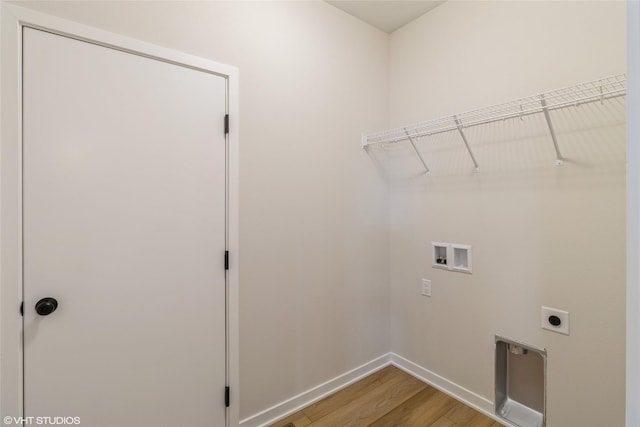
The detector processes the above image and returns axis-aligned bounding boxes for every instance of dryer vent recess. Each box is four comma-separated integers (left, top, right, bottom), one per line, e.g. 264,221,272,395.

495,336,546,427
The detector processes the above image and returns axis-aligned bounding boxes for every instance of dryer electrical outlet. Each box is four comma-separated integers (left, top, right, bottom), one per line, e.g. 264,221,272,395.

541,306,569,335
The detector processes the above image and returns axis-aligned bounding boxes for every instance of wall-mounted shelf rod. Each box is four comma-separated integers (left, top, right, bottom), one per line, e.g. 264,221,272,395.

362,75,627,163
404,128,430,174
454,116,479,172
540,94,564,165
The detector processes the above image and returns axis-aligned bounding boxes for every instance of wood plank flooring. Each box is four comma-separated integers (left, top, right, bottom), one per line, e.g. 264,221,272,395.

269,366,503,427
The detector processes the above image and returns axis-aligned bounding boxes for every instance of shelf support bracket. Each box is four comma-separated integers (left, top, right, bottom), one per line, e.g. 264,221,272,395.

540,95,564,166
454,116,479,172
404,129,430,174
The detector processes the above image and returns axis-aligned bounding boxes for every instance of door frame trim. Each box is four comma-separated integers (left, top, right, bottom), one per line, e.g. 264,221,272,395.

0,4,240,426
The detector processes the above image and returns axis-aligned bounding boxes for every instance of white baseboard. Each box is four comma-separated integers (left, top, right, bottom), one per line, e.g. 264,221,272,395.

239,352,511,427
239,353,392,427
390,352,511,425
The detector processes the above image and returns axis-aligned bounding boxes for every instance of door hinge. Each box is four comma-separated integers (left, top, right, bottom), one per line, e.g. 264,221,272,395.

225,386,230,407
224,114,229,135
224,251,229,270
20,301,23,316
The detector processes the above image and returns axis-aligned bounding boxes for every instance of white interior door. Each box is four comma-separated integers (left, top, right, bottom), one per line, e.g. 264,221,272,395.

22,28,227,427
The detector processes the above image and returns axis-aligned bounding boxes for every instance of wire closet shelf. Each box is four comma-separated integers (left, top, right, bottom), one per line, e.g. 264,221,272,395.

362,74,627,173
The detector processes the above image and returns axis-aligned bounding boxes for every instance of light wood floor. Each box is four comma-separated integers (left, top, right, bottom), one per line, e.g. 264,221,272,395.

269,366,503,427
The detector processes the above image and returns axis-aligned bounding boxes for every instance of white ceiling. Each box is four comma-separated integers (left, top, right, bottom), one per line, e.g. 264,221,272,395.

326,1,445,33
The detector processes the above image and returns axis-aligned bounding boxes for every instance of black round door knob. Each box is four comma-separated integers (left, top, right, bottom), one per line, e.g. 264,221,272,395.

35,297,58,316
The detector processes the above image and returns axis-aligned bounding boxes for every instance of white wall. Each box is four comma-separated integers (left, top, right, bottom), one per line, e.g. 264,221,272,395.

388,2,626,427
5,1,630,426
9,1,391,422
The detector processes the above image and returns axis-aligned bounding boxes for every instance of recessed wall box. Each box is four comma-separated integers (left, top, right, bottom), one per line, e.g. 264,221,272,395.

495,336,546,427
432,242,472,274
452,244,472,274
432,242,449,270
